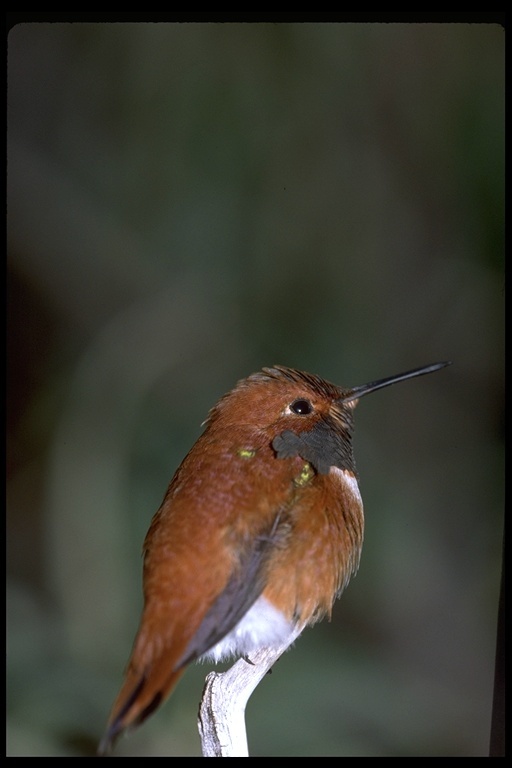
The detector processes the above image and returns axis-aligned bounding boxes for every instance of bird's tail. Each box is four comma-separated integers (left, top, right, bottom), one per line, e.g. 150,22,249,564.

97,663,185,755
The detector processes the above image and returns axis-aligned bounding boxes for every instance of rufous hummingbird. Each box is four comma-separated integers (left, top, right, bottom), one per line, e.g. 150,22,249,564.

98,361,451,754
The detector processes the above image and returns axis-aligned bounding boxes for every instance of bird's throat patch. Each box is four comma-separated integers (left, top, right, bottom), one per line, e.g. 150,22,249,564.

272,421,356,475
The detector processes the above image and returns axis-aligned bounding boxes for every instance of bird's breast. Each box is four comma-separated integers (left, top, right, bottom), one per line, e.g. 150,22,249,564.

258,464,364,628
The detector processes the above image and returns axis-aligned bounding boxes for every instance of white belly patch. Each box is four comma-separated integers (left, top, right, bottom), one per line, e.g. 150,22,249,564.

199,595,296,663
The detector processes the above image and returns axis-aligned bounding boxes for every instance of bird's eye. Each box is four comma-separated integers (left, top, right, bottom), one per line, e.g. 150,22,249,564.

290,399,313,415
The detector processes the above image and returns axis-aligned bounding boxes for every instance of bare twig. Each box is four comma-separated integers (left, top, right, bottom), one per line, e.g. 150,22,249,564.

197,631,301,757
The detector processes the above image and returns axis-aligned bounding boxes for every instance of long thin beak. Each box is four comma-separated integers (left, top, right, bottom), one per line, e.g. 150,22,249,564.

339,361,452,404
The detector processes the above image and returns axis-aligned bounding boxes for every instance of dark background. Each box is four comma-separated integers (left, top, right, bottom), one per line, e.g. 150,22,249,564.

7,22,504,756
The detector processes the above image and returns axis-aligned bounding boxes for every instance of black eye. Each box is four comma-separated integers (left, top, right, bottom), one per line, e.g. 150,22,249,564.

290,399,313,415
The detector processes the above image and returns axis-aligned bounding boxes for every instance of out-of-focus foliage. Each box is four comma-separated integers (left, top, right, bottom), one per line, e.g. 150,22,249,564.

7,22,503,756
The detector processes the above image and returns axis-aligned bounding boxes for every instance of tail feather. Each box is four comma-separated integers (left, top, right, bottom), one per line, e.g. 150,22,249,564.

97,665,184,755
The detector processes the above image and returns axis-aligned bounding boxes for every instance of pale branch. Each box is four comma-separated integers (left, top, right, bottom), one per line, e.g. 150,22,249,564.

197,630,301,757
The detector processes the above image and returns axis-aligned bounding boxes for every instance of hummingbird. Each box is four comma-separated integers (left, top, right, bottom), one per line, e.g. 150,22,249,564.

98,361,451,754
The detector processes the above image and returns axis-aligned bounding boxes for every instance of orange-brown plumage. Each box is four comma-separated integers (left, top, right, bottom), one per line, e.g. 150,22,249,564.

98,362,450,754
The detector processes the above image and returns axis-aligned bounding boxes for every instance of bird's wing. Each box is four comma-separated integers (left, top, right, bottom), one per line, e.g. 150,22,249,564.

176,510,287,667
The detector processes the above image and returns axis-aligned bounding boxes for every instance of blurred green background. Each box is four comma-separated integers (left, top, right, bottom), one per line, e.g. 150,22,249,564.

7,22,504,757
